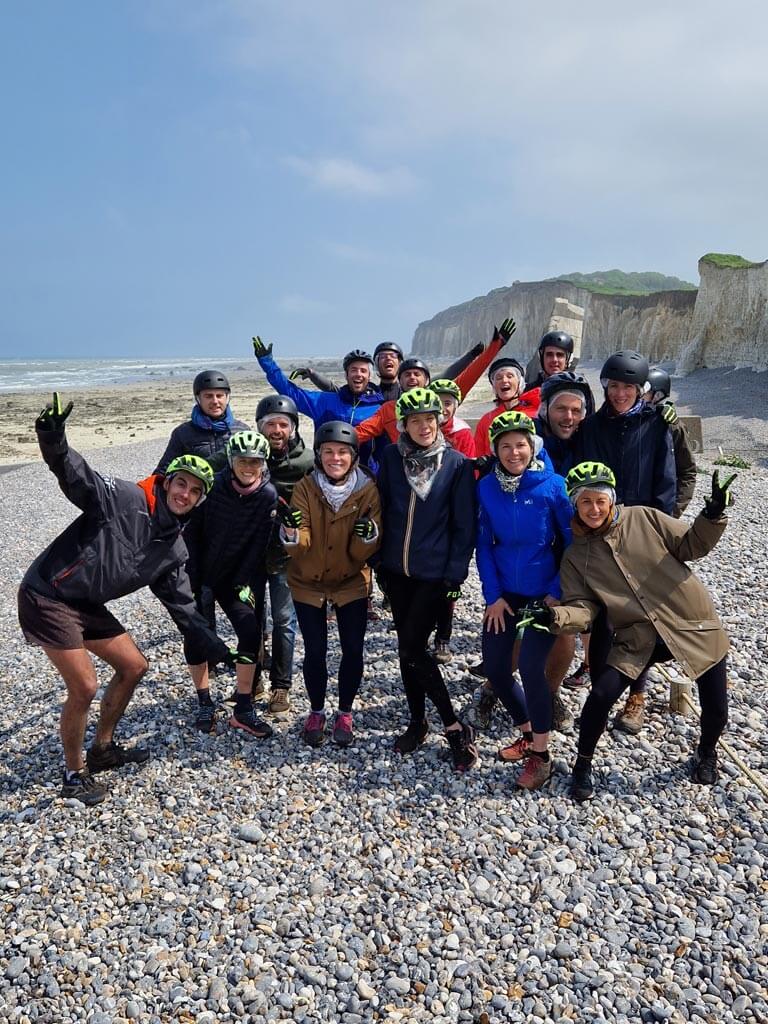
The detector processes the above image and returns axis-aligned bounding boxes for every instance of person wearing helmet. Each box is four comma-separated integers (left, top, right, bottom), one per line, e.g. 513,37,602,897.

181,432,278,738
525,331,576,388
278,421,381,748
474,356,542,459
376,388,477,771
17,394,233,805
522,461,734,801
155,369,249,475
289,341,406,401
475,410,573,790
252,337,386,467
644,367,697,517
535,371,595,476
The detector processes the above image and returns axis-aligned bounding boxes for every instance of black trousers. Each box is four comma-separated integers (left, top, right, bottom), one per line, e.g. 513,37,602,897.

184,581,266,665
384,572,458,728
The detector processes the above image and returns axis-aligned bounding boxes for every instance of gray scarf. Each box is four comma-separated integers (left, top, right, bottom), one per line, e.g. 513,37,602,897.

314,467,359,512
494,457,545,494
397,432,446,501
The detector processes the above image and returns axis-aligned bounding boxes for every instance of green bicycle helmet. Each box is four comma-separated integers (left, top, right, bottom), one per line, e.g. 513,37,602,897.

165,454,214,496
565,461,617,497
226,430,270,466
488,410,536,448
395,387,443,421
430,378,462,403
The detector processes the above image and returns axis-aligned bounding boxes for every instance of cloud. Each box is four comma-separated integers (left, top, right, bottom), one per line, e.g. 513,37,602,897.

278,293,335,315
285,156,417,197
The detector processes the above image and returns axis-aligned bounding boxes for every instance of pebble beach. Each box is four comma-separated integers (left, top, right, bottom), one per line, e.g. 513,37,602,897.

1,370,767,1024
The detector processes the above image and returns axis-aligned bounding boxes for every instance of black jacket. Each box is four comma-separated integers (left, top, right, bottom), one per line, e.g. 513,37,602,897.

23,429,227,660
183,469,278,593
576,403,676,514
155,416,249,474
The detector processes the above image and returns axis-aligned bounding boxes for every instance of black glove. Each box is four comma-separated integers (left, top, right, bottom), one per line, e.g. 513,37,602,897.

252,335,273,358
289,367,311,381
36,391,73,432
517,602,554,632
353,517,376,540
223,647,257,667
473,454,495,477
491,317,516,346
277,499,302,530
659,401,678,425
235,585,256,609
444,580,462,601
468,341,485,359
703,470,736,520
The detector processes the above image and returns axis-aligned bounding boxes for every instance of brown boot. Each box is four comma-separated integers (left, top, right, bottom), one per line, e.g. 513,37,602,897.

614,692,645,734
516,752,552,790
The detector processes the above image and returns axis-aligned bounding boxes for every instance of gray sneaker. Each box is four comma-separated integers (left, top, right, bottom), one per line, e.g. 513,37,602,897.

466,683,498,730
61,770,108,806
552,692,574,733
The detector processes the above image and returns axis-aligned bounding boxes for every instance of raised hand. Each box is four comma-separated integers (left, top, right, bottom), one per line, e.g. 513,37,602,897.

36,392,73,432
252,335,273,358
703,470,736,519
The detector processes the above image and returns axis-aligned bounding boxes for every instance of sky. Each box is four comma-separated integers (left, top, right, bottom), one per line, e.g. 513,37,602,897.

1,0,767,359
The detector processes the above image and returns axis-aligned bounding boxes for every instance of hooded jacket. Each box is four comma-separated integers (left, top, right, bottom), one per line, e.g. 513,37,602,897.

473,388,542,458
23,429,227,660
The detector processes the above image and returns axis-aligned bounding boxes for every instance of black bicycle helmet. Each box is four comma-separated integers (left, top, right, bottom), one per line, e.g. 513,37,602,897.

538,330,574,365
373,341,404,361
488,356,525,382
342,349,374,372
647,367,671,398
539,371,595,419
313,420,360,454
193,369,231,395
600,350,649,389
255,393,299,427
398,357,431,382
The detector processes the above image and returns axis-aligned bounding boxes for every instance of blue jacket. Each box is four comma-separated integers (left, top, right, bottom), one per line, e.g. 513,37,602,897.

476,462,573,604
576,403,676,514
377,445,476,584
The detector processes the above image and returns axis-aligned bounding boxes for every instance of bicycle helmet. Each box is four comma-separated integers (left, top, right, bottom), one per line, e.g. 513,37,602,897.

165,454,214,498
373,341,404,361
313,420,360,454
193,370,230,395
488,410,536,448
565,461,617,497
226,431,270,466
395,387,442,421
539,371,595,420
255,394,299,427
647,367,671,399
538,331,574,366
398,357,431,382
342,350,374,372
488,357,525,383
600,350,649,390
430,378,462,402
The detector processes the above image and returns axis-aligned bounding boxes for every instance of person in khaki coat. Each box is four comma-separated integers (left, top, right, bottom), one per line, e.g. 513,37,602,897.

278,421,381,748
521,461,735,802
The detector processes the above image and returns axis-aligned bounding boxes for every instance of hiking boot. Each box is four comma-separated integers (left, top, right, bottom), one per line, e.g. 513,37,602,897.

86,741,150,774
332,711,354,747
570,761,594,801
268,687,291,716
468,661,487,680
516,753,552,790
692,746,719,785
394,719,428,754
446,722,479,772
466,683,498,730
60,770,108,806
229,705,273,739
195,703,217,734
552,692,574,733
303,711,327,747
251,674,267,699
614,693,645,734
497,735,532,763
563,661,591,690
434,640,453,665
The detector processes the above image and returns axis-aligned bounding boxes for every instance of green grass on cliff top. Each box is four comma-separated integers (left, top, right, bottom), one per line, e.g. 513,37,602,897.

700,252,761,269
551,269,697,296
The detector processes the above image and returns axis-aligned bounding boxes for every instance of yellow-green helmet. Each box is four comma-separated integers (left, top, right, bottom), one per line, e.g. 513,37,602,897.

488,410,536,448
395,387,443,421
165,454,214,495
430,378,462,403
226,430,270,466
565,461,616,497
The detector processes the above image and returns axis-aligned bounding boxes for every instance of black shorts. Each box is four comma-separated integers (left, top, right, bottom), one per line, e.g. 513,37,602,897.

18,586,125,650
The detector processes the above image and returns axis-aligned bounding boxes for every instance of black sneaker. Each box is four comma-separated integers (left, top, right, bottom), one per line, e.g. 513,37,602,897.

61,770,108,806
570,763,594,802
195,703,217,734
692,747,718,785
446,722,478,772
86,741,150,774
230,705,273,739
394,719,428,754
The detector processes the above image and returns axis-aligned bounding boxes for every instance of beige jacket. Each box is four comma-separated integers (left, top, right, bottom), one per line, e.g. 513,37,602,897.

551,505,729,679
284,470,381,608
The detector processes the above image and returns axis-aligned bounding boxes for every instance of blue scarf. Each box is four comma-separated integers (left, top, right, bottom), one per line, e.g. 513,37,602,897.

191,404,235,433
606,397,646,418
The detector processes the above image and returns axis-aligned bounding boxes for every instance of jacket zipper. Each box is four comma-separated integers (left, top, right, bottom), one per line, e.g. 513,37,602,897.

402,490,416,577
52,558,85,588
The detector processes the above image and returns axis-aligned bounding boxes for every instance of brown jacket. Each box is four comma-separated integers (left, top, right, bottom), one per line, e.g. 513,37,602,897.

551,505,729,679
284,469,382,608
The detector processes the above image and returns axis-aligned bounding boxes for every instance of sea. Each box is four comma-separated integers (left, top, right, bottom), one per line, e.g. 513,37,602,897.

0,357,261,393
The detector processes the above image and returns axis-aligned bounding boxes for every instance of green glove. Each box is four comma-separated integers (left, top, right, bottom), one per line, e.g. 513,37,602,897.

36,391,73,431
491,317,517,346
289,367,311,381
227,647,257,666
252,335,273,358
516,603,554,633
236,585,256,609
703,470,736,520
659,401,678,425
353,517,376,540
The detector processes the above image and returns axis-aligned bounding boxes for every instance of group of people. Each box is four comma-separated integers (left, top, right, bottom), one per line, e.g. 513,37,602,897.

18,323,734,808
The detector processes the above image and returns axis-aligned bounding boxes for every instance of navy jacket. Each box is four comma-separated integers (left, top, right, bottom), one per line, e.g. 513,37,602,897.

476,462,573,604
155,415,249,474
377,445,476,584
576,403,676,514
535,418,578,477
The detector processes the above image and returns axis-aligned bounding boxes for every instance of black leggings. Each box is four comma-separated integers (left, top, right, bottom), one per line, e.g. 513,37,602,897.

435,596,455,643
294,598,368,712
184,583,265,665
385,572,458,728
578,644,729,760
